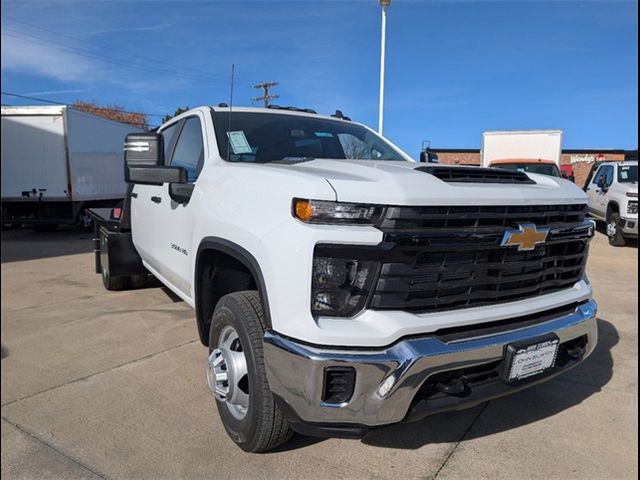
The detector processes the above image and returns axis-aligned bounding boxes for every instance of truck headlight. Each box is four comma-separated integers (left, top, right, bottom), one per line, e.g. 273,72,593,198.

293,199,384,225
311,257,378,316
628,200,638,215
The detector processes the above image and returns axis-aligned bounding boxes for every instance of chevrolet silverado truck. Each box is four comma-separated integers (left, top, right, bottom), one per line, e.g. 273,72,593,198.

584,160,638,246
89,106,598,452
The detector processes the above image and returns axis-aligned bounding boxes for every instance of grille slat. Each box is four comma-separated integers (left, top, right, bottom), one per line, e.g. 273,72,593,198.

371,204,589,313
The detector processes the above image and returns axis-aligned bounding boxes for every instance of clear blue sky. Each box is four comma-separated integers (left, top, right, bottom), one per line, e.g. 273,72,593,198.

1,0,637,157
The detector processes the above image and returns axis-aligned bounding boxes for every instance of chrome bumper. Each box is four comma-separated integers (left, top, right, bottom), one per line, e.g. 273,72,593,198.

263,300,598,428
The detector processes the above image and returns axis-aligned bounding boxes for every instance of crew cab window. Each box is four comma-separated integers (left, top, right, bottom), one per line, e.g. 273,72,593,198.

169,117,204,182
160,122,180,161
618,164,637,183
592,166,607,186
600,165,614,187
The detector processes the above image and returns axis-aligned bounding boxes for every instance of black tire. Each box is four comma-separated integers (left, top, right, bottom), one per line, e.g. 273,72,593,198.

606,212,626,247
128,274,148,289
208,291,293,452
101,265,129,290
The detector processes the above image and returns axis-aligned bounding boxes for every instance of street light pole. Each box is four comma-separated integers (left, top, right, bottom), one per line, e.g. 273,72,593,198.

378,0,391,135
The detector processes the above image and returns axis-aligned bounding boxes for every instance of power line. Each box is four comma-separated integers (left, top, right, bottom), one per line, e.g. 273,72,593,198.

251,82,279,108
1,91,166,117
2,29,225,85
2,16,257,86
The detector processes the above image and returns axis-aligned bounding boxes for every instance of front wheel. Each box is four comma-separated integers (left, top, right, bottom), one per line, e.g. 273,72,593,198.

606,212,627,246
207,291,293,452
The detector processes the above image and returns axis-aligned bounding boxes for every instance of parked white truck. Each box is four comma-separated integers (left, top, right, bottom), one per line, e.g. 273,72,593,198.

482,130,564,179
90,106,598,452
584,160,638,246
1,105,142,228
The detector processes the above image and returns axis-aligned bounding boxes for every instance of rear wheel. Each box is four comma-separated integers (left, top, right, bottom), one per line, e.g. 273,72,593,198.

207,291,293,452
606,212,626,246
101,266,129,290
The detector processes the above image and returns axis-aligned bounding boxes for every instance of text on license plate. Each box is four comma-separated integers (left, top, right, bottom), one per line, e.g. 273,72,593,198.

508,339,559,381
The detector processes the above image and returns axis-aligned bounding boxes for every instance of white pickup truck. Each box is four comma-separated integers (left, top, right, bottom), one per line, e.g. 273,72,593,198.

584,160,638,246
90,106,598,452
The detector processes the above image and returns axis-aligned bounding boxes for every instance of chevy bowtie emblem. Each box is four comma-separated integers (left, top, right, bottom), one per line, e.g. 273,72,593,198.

501,223,550,251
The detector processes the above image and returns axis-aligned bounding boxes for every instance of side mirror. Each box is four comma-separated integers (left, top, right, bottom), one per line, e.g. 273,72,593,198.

126,165,187,185
597,176,607,190
169,183,195,204
124,132,187,185
419,149,439,163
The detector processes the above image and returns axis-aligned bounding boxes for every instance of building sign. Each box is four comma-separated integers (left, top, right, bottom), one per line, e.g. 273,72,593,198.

570,154,606,164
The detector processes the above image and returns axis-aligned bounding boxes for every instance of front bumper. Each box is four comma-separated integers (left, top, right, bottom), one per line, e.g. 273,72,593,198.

263,299,598,436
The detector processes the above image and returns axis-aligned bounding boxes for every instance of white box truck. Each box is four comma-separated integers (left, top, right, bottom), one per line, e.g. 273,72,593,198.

1,105,143,228
481,130,564,179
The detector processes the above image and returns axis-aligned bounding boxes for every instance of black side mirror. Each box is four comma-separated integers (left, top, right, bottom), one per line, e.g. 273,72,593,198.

124,132,187,185
419,149,439,163
597,177,607,190
125,133,163,167
126,165,187,185
169,183,195,204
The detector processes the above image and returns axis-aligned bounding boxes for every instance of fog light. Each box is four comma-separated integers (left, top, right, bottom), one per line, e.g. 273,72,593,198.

377,375,396,398
322,367,356,404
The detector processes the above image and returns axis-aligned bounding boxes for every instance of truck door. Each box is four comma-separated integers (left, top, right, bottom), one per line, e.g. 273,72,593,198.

130,120,182,272
586,164,610,218
153,114,207,297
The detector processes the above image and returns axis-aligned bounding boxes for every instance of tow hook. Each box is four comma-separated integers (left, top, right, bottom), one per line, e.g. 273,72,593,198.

565,345,584,360
435,378,468,396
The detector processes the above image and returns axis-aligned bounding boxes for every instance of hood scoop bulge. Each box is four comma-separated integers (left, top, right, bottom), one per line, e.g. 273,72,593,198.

415,166,536,185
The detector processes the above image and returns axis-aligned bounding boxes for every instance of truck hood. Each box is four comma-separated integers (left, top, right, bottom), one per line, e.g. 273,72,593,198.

612,182,638,196
282,159,587,205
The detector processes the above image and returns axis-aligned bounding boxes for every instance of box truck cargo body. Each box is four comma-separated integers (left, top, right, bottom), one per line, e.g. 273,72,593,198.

1,105,142,226
481,130,563,167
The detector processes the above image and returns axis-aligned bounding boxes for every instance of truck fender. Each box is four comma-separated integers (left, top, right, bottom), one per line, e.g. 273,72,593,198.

195,237,272,345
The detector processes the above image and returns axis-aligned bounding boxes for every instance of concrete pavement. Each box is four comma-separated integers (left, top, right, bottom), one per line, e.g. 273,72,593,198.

1,226,637,479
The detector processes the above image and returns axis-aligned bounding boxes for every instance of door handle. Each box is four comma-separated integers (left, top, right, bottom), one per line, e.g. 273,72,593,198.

131,192,138,198
151,196,162,204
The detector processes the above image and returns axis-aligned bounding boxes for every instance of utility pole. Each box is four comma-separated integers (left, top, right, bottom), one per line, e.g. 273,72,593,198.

252,82,279,107
378,0,391,135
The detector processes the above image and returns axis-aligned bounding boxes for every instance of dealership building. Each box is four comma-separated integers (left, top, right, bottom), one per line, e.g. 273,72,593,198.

432,148,638,188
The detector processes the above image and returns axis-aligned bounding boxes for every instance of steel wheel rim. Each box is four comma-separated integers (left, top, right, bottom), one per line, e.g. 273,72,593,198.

607,220,617,237
207,325,249,420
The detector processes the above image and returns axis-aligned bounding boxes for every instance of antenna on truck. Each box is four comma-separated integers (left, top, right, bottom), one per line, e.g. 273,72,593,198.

226,64,235,162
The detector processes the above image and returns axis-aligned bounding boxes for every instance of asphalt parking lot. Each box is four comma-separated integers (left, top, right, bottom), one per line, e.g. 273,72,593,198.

1,226,637,480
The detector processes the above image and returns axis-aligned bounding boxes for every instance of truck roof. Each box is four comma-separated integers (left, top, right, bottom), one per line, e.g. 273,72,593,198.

209,105,353,123
1,105,66,116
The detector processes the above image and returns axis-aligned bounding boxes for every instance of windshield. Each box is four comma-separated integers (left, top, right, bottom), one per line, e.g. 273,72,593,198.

212,111,406,163
493,163,561,178
618,164,638,183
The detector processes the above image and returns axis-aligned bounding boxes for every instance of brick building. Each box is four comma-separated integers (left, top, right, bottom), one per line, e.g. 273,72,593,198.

432,148,638,188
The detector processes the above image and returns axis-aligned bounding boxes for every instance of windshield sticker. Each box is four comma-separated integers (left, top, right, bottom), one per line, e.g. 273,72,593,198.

227,131,252,154
620,167,630,180
314,132,334,138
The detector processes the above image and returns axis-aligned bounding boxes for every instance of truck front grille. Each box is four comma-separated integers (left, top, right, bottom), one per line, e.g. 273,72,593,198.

370,204,590,313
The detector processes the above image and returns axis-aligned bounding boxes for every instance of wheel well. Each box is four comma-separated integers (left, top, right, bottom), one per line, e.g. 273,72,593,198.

607,202,620,218
196,249,258,346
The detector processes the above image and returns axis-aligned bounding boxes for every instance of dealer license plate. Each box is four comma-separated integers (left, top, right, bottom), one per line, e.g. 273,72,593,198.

507,339,559,382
